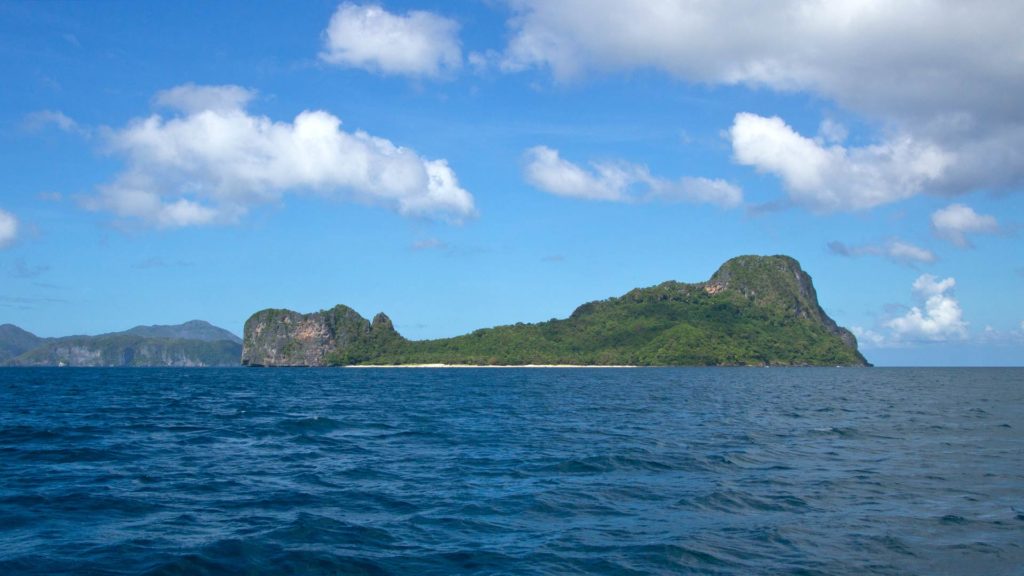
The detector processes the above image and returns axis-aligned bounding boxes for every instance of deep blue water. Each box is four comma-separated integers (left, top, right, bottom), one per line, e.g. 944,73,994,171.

1,368,1022,575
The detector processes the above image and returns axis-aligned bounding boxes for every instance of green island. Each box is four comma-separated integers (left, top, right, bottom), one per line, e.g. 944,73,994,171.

242,255,870,367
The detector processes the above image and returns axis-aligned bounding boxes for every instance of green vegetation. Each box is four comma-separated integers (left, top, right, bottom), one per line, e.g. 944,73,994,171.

337,276,865,366
241,255,867,367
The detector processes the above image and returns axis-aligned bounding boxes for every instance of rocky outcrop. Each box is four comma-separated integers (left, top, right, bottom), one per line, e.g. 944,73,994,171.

707,255,862,354
241,305,403,366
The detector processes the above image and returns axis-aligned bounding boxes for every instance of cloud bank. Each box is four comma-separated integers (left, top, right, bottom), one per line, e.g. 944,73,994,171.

321,3,461,78
524,146,741,207
498,1,1024,203
90,84,475,227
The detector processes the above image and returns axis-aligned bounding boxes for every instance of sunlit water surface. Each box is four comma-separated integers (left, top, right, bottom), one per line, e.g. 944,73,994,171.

1,367,1021,575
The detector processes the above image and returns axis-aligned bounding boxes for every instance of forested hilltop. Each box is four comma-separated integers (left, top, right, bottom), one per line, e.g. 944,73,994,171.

242,255,869,367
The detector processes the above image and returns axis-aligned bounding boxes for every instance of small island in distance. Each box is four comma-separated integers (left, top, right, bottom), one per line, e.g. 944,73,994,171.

242,255,870,367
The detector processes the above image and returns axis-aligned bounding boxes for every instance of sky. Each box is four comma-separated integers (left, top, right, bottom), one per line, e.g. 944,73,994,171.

1,0,1022,366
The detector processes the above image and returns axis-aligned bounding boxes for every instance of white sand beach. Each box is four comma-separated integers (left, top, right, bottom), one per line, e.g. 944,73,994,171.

345,364,637,368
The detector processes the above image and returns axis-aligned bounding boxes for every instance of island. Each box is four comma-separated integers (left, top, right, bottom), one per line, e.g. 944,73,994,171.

241,255,869,367
0,320,242,367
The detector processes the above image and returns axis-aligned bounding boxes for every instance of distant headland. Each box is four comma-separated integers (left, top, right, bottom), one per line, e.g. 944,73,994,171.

0,320,242,367
241,255,870,367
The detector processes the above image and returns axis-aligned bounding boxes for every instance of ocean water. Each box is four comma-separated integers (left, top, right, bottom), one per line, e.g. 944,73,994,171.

0,368,1021,575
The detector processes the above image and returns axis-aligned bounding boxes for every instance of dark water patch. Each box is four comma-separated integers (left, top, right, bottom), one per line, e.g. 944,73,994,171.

141,539,391,576
689,489,811,513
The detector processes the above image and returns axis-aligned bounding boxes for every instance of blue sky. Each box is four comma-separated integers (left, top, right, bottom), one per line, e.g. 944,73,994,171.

1,0,1022,366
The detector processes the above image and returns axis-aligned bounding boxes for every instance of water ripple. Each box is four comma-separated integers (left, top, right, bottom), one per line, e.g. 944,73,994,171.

0,367,1022,575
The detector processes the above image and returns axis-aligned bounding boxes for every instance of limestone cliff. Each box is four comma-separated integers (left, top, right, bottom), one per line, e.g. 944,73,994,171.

241,305,403,367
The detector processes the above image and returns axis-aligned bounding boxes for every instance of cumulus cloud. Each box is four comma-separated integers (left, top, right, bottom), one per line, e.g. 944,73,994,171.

885,274,968,341
497,1,1024,201
523,146,741,207
828,239,936,265
320,3,461,78
930,203,999,247
0,209,17,248
88,84,475,228
730,113,950,211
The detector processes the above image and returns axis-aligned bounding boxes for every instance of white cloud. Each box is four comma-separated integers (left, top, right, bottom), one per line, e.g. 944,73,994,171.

887,241,936,264
0,209,17,248
89,84,475,228
818,119,847,145
930,203,999,247
24,110,86,135
649,177,743,207
828,239,936,265
523,145,741,207
154,84,255,113
886,274,967,341
730,113,950,211
911,274,956,298
850,326,886,349
320,3,461,78
524,146,633,201
497,1,1024,200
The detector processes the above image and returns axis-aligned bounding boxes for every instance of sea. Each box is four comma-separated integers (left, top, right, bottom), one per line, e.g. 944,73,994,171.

0,367,1021,575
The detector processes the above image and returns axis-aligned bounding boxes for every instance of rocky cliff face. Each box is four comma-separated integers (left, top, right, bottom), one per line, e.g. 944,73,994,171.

241,305,402,366
706,255,861,351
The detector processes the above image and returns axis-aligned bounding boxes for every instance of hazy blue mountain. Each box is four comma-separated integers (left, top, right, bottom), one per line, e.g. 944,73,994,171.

0,324,47,362
3,321,241,367
122,320,242,344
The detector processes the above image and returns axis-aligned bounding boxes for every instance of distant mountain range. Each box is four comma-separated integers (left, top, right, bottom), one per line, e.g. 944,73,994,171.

0,321,242,367
241,255,869,367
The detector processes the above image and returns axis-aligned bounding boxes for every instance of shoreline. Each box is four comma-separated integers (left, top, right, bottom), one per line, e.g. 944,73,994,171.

345,364,638,369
